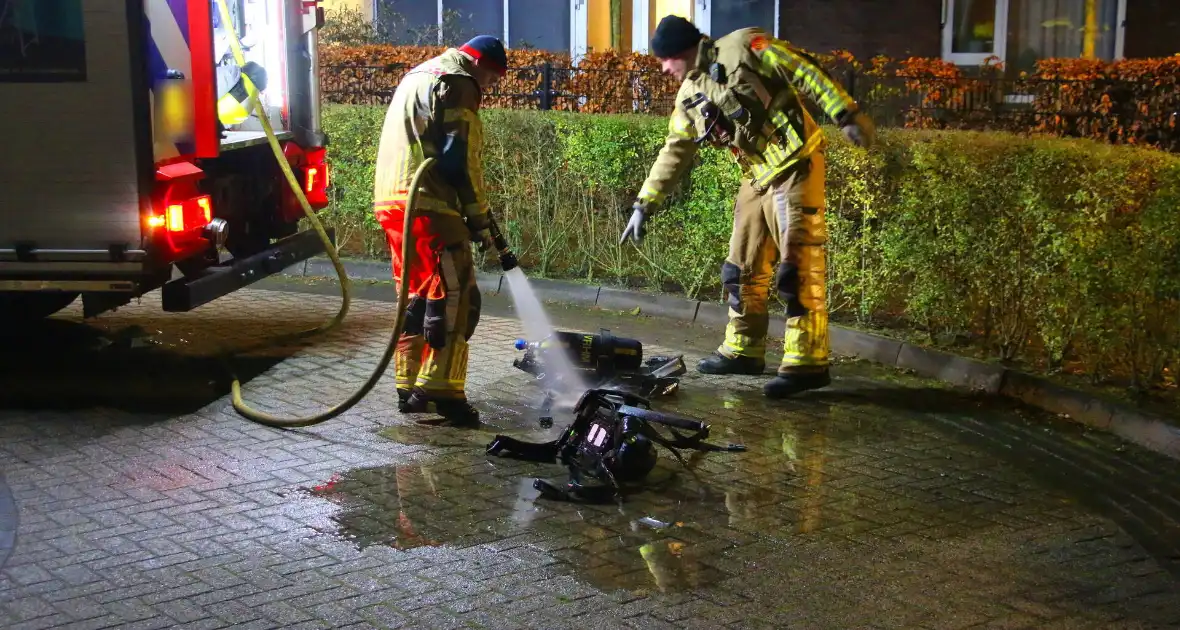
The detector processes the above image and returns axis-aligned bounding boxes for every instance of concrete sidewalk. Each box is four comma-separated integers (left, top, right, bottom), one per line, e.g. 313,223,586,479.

0,287,1178,629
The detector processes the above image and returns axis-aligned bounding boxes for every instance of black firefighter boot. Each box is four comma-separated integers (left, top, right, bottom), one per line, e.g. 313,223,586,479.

397,389,422,413
763,368,831,399
405,389,480,425
696,352,767,375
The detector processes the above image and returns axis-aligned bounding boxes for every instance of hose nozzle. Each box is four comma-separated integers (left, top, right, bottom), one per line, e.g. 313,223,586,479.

487,217,519,272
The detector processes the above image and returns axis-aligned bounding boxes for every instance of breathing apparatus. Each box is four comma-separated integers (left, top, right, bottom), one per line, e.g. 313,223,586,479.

486,388,745,503
512,329,686,399
211,0,515,428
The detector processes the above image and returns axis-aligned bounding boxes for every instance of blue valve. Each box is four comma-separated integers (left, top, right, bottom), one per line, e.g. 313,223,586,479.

513,338,528,350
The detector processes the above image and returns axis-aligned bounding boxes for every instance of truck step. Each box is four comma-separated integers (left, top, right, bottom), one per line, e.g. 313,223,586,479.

161,228,334,312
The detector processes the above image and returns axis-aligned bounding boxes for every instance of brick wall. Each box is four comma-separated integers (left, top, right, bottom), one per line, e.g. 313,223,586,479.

1124,0,1180,58
776,0,941,60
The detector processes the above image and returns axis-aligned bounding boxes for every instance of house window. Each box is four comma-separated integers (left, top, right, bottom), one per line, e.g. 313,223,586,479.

629,0,778,54
373,0,438,46
942,0,1127,68
709,0,776,40
446,0,504,44
510,0,571,51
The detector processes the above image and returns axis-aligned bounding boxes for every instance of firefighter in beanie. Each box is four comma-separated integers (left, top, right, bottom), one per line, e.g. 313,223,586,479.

372,35,508,423
621,16,875,398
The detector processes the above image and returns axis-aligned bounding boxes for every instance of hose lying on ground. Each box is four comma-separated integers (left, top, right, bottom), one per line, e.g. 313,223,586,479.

214,0,429,428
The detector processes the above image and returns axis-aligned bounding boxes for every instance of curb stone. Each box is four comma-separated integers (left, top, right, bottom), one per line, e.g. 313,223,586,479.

597,287,700,321
283,258,504,293
294,256,1180,461
517,277,601,305
896,343,1007,394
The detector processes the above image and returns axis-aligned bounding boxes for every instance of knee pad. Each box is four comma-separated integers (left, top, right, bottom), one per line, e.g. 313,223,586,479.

775,262,807,318
424,298,447,350
721,262,742,312
402,296,426,336
464,286,482,340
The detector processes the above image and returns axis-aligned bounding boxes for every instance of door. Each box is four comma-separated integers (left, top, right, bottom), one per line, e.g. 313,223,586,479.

942,0,1008,66
0,0,152,259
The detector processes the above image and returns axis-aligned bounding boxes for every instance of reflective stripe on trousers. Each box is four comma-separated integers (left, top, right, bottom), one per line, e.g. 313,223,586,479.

377,206,481,399
717,151,829,373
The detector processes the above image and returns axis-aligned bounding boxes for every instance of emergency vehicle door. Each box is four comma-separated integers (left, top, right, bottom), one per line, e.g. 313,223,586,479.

0,0,150,267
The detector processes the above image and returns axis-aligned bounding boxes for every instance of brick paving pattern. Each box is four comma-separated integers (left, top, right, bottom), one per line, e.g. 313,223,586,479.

1,288,1179,629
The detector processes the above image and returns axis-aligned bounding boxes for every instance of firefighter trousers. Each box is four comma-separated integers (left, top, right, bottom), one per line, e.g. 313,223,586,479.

376,207,481,401
718,150,829,375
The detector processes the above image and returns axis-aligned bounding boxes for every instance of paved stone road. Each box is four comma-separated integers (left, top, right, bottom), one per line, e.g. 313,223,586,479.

1,286,1179,630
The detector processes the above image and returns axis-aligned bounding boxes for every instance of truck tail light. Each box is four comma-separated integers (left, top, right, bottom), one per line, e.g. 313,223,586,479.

303,147,330,207
281,143,330,223
160,194,213,232
151,162,219,259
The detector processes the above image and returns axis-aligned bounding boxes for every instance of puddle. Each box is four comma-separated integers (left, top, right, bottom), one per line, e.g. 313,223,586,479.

300,381,1033,595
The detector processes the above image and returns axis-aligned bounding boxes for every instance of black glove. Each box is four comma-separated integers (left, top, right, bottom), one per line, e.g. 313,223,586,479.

619,205,648,246
471,227,494,252
841,111,876,148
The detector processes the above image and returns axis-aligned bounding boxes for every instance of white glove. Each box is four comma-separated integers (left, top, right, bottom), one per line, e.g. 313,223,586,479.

619,206,648,246
841,111,876,148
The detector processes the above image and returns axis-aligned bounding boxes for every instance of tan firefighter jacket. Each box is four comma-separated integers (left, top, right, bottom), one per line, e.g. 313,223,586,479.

373,48,491,234
636,28,859,214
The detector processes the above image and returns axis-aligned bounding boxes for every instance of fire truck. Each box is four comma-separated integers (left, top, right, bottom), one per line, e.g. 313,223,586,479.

0,0,332,322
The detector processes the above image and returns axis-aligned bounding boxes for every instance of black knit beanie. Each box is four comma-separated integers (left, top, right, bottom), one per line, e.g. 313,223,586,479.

651,15,703,58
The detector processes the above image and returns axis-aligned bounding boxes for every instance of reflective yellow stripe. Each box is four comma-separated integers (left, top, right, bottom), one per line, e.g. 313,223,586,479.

671,114,694,139
416,337,469,394
752,127,824,189
782,312,829,368
374,192,463,215
763,44,856,122
395,337,425,388
639,184,664,204
720,322,766,359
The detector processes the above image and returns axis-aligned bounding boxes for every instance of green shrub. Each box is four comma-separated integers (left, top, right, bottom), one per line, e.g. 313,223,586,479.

320,104,1180,392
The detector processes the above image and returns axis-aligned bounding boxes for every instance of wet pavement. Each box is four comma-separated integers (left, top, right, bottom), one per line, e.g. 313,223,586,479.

1,283,1179,629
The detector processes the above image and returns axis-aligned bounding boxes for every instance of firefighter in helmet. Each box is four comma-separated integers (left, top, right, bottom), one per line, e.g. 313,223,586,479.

621,16,875,399
372,36,507,423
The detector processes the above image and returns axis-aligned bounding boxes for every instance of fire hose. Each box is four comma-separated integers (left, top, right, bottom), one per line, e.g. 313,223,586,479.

213,0,433,428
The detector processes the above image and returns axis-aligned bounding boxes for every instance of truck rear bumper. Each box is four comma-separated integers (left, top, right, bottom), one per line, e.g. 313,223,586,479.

161,227,334,312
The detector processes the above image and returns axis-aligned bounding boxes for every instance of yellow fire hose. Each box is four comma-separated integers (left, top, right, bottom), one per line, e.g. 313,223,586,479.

214,0,429,428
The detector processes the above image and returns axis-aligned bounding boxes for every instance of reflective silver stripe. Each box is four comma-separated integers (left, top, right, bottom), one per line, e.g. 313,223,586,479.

439,250,461,333
773,184,790,243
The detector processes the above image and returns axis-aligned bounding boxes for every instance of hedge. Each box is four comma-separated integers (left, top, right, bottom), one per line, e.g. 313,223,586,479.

320,43,1180,151
318,105,1180,394
319,44,680,113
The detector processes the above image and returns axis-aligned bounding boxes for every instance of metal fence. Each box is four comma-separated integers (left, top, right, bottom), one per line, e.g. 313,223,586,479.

320,62,681,114
321,62,1180,150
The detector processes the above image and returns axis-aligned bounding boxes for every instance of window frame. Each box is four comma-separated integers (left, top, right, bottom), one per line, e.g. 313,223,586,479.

371,0,793,60
627,0,780,55
940,0,1128,67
